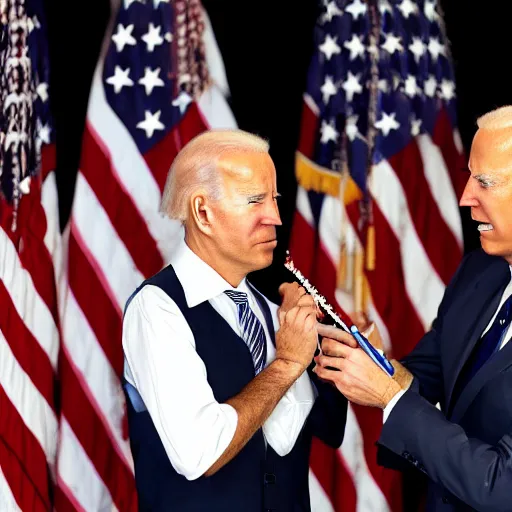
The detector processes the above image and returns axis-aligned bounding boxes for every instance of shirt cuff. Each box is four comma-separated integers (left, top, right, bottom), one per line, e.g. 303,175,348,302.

262,370,316,455
383,389,406,423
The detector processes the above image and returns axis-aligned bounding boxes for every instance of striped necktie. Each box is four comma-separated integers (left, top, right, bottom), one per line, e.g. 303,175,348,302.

224,290,267,374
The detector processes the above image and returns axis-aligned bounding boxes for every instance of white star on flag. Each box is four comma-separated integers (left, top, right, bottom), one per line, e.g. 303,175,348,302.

36,82,48,102
321,76,337,104
112,23,136,52
27,16,35,33
345,0,367,20
424,0,439,21
136,110,165,138
409,37,426,63
398,0,416,18
375,112,400,136
323,1,343,22
428,37,445,60
164,32,173,42
440,79,455,101
424,75,438,97
142,23,164,52
138,67,165,95
344,34,365,61
404,75,419,98
106,66,134,93
37,122,51,144
319,34,341,60
411,118,422,136
320,120,339,144
382,33,403,54
346,115,359,141
32,14,41,29
379,0,392,14
378,79,389,93
342,71,362,102
172,91,193,114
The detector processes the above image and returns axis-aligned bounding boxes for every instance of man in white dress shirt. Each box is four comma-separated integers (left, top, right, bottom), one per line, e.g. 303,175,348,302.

122,129,347,511
313,105,512,511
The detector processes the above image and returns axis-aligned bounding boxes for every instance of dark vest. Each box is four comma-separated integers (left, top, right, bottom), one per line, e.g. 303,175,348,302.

123,264,308,511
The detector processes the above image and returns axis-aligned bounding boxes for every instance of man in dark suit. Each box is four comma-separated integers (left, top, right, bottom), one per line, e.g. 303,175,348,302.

313,105,512,511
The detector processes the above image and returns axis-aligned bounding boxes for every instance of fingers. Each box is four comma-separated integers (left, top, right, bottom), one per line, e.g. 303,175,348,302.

320,337,355,357
278,282,304,297
315,354,346,371
317,324,358,348
313,364,342,384
294,303,318,332
350,311,370,331
297,295,315,309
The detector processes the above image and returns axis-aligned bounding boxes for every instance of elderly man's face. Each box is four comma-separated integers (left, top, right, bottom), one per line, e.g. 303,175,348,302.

461,128,512,263
210,151,282,274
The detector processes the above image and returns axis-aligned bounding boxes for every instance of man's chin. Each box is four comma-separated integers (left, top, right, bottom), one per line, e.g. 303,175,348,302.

480,239,512,261
249,253,274,272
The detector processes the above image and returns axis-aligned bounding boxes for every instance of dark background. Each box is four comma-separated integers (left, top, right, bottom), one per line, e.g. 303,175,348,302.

44,0,512,300
42,1,512,508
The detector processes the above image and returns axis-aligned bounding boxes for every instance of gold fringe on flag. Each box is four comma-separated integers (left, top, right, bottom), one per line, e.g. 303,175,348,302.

295,152,341,197
365,224,376,271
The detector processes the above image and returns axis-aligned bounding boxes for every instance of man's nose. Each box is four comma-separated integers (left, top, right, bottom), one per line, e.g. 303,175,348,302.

263,199,282,226
459,179,479,207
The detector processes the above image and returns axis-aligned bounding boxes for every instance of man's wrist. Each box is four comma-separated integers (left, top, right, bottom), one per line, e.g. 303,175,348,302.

272,357,306,380
381,378,402,409
391,360,413,390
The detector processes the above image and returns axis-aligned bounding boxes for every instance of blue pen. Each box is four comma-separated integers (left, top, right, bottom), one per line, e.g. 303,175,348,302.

283,252,395,377
350,325,395,377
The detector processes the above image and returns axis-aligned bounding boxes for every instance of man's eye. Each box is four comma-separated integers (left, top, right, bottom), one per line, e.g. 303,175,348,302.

248,199,262,204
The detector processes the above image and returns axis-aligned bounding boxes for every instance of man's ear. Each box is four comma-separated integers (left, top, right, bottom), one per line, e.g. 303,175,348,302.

189,192,214,234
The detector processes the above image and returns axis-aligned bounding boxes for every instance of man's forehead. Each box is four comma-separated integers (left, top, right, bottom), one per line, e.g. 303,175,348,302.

218,152,275,182
470,129,512,174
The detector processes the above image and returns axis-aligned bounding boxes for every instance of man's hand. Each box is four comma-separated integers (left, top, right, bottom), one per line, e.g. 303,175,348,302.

278,282,318,315
316,323,413,391
275,283,318,370
349,312,384,352
205,284,318,476
313,333,401,409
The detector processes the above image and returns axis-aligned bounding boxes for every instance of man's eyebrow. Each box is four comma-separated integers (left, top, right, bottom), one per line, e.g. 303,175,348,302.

473,174,497,186
246,193,267,201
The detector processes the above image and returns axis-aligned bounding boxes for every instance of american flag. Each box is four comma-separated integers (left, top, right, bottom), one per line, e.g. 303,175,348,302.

289,0,466,510
53,0,236,509
0,0,60,510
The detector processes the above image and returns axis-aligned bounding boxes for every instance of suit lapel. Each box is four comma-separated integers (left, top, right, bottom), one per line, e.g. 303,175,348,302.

445,261,509,414
451,333,512,423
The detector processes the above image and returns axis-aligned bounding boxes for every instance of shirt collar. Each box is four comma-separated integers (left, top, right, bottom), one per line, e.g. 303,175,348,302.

170,237,250,307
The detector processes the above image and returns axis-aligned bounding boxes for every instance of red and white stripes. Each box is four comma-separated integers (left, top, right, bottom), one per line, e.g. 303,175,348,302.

0,146,60,512
290,97,464,510
53,3,237,510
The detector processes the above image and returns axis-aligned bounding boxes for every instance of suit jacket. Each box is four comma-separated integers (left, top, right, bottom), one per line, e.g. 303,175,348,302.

377,249,512,512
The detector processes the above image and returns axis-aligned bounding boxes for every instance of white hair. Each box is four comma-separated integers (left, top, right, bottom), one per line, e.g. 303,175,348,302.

476,106,512,153
160,129,269,222
477,106,512,130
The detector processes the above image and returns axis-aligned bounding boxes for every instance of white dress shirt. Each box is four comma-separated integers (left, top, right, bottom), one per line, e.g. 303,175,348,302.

384,266,512,421
122,238,316,480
